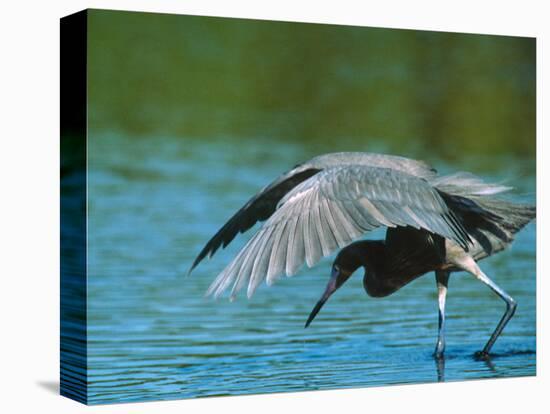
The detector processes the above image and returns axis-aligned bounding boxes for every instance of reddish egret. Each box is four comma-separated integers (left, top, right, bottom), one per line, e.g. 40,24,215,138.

189,153,535,358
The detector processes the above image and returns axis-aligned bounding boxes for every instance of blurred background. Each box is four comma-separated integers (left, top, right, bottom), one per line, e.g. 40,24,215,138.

83,9,536,404
88,9,535,160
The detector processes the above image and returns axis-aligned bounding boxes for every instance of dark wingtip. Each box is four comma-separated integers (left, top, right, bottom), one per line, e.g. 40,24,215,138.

186,254,204,277
186,242,216,277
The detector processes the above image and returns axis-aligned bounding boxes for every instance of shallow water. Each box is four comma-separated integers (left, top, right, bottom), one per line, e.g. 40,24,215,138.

84,132,535,404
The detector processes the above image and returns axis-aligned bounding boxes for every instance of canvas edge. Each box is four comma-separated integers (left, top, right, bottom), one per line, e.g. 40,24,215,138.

60,9,88,405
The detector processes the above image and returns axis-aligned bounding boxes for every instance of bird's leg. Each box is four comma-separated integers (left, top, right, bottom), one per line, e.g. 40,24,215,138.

434,270,449,359
474,269,517,358
449,254,517,357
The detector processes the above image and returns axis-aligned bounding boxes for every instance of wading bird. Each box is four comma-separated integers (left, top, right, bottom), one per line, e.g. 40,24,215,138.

189,153,535,358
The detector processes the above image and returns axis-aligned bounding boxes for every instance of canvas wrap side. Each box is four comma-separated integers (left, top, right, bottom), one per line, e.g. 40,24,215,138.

60,9,88,405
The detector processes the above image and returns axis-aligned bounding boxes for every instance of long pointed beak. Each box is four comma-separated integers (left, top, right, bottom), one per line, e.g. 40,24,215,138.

305,270,339,328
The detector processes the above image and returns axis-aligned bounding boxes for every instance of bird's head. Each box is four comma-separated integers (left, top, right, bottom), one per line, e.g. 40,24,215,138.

304,242,369,328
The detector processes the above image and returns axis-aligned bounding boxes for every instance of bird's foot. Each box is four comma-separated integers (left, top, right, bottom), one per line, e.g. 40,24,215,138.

474,350,491,360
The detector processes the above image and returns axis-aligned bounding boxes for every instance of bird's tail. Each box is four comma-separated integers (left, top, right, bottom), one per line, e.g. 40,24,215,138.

472,197,536,236
433,171,536,238
431,171,513,197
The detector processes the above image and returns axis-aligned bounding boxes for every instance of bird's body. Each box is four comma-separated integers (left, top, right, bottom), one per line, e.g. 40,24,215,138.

189,152,535,357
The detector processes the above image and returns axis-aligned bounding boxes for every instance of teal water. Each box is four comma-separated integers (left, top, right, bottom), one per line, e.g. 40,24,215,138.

85,132,536,404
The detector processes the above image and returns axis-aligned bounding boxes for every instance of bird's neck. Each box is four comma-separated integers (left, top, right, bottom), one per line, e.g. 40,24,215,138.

363,266,391,298
356,241,403,298
337,240,391,297
361,240,433,298
339,240,385,271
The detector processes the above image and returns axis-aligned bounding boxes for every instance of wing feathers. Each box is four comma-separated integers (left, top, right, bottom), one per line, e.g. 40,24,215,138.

266,220,289,285
189,167,322,274
247,225,277,298
357,197,395,227
317,200,339,254
206,164,470,299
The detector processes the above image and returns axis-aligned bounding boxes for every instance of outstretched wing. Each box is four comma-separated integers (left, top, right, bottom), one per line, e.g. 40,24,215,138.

207,165,470,300
187,166,322,274
189,152,436,274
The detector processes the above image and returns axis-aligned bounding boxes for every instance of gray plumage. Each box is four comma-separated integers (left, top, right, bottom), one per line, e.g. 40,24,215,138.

190,152,535,356
227,170,456,298
191,152,531,298
189,152,436,273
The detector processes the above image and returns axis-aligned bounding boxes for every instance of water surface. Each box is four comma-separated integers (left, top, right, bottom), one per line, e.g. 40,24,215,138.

86,132,536,404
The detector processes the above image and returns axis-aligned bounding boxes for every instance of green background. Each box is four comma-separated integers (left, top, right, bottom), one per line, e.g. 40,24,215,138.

88,9,536,159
